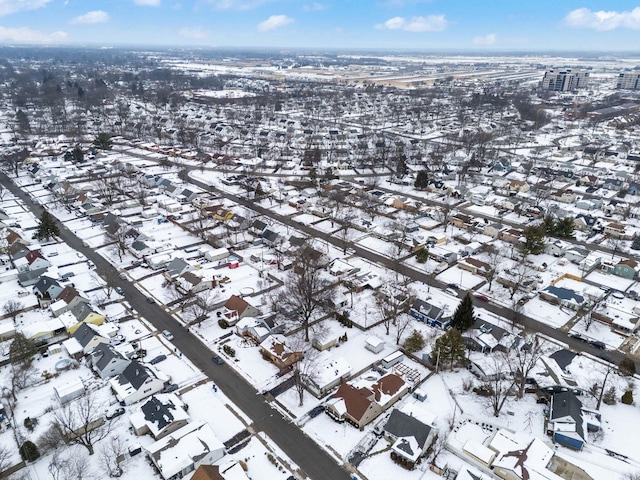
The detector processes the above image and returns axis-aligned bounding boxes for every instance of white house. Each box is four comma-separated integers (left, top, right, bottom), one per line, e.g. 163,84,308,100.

110,360,167,405
145,421,225,480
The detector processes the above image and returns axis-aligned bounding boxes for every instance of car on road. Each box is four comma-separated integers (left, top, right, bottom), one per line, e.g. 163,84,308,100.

116,287,124,295
447,283,459,290
87,260,95,269
212,355,224,365
474,294,489,302
149,355,167,365
161,384,179,393
589,340,607,350
445,288,458,296
146,296,156,303
346,247,356,256
105,407,125,419
119,272,127,280
162,330,174,341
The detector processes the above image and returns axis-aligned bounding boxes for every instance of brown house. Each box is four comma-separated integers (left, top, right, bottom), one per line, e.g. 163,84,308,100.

220,295,259,326
259,334,303,369
326,373,408,430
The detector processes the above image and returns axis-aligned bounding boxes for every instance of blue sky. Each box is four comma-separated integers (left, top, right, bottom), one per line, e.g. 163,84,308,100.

1,0,640,50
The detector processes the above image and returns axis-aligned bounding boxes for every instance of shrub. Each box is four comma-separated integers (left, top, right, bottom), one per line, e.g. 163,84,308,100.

622,390,634,405
403,330,426,354
619,357,636,377
19,441,40,462
223,345,236,357
218,319,229,329
415,249,429,263
603,386,617,405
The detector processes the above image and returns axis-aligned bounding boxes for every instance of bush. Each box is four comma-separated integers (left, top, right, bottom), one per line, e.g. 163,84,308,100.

19,441,40,462
223,345,236,357
403,330,426,354
622,390,634,405
218,319,229,329
619,357,636,377
603,386,617,405
415,249,429,263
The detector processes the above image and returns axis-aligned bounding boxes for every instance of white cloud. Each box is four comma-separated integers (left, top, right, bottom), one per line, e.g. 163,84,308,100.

134,0,161,6
378,0,432,7
376,14,447,32
303,2,325,11
565,7,640,31
205,0,272,10
0,26,67,43
472,33,496,45
179,27,208,40
0,0,52,17
69,10,110,25
257,14,293,32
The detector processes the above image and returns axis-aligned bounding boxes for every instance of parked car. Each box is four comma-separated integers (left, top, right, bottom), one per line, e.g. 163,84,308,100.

161,384,179,393
119,272,127,280
308,405,325,418
105,407,125,419
146,296,156,303
474,294,489,302
116,287,124,295
162,330,174,341
211,355,224,365
447,283,459,290
149,355,167,365
589,340,607,350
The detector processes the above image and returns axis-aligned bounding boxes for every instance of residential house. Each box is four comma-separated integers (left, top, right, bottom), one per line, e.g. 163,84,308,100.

500,228,523,244
540,286,585,310
72,322,110,354
191,461,250,480
90,342,131,379
17,268,49,287
409,299,449,329
236,317,271,344
603,221,629,239
384,409,436,470
549,189,577,203
450,213,474,230
220,295,259,327
547,391,599,450
164,257,192,279
130,393,189,439
565,247,590,264
463,319,521,353
145,421,225,480
304,355,352,397
259,334,303,370
483,223,504,239
458,257,491,276
573,214,598,232
32,275,64,307
110,360,166,405
612,259,639,280
50,286,90,317
488,430,558,480
67,303,106,333
546,240,568,257
508,180,529,194
325,373,408,430
14,250,50,273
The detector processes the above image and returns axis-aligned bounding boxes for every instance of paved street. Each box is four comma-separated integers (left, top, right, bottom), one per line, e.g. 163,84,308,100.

0,173,352,480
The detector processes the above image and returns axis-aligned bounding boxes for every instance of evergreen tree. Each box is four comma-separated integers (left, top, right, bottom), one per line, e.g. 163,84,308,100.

19,441,39,462
93,132,112,150
519,225,546,255
403,330,426,353
631,235,640,251
450,292,475,331
9,332,37,366
430,328,467,370
415,248,429,263
35,210,60,241
72,145,84,163
414,170,429,190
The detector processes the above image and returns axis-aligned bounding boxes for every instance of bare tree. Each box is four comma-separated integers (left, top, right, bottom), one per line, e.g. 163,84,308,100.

98,436,126,478
435,198,455,232
513,334,547,399
184,291,216,325
504,261,535,300
277,250,335,342
48,449,95,480
51,392,115,455
3,300,24,322
481,352,517,417
394,313,412,346
9,364,36,402
113,231,128,263
484,245,503,292
290,336,320,407
375,282,412,336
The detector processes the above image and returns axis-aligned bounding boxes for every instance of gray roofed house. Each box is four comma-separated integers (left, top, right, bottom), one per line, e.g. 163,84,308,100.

409,299,449,329
18,267,49,287
548,391,587,450
165,257,192,278
32,275,64,301
262,228,280,246
463,318,521,353
110,359,165,405
91,343,131,379
70,302,96,323
383,409,435,468
72,323,109,354
135,394,190,439
251,219,267,235
540,286,585,310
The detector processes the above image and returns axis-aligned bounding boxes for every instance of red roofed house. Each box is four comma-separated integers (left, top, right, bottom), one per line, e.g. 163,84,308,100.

326,373,408,430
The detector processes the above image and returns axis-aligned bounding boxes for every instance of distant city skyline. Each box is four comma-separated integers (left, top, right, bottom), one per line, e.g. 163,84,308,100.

2,0,640,51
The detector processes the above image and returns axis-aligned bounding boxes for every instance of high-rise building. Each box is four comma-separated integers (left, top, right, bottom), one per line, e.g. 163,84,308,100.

542,69,590,91
617,72,640,90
